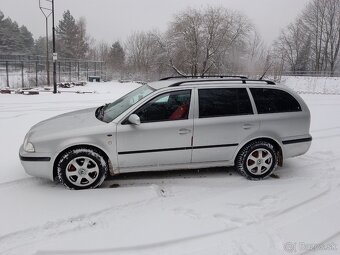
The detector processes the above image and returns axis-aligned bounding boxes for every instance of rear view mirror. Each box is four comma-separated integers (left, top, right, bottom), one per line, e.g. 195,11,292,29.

128,114,141,125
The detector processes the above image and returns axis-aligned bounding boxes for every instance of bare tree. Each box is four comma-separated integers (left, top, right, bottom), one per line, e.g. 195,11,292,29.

125,31,163,80
324,0,340,75
301,0,340,73
87,40,110,61
244,30,269,76
160,6,253,76
274,18,311,73
275,0,340,75
302,0,328,72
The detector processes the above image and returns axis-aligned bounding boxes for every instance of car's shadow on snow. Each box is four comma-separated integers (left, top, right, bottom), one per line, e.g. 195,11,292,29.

101,164,297,189
40,164,293,190
102,167,243,189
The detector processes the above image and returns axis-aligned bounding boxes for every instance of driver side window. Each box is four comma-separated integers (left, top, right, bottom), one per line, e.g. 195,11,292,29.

134,90,191,123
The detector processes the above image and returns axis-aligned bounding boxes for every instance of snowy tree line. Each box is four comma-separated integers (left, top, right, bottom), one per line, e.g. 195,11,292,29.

274,0,340,75
0,10,89,58
92,7,270,80
1,0,340,81
0,11,34,54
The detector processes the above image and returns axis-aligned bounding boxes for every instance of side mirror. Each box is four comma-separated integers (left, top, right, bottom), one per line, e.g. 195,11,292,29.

128,114,141,125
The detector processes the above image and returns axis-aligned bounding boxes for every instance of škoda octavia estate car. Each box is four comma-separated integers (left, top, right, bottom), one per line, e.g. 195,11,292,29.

20,76,312,189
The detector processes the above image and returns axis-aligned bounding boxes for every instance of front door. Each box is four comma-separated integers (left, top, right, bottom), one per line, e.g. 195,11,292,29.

117,89,193,170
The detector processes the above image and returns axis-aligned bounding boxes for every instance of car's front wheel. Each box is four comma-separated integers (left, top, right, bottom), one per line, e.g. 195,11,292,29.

236,141,278,180
57,147,108,189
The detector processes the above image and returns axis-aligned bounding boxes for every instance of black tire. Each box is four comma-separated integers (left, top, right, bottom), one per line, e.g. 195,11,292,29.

236,141,278,180
57,147,108,190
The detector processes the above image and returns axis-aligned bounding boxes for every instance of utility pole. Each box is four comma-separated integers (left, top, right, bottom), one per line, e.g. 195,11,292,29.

39,0,52,86
52,0,57,94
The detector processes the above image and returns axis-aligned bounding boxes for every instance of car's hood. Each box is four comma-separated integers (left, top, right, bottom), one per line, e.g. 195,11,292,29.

29,107,109,140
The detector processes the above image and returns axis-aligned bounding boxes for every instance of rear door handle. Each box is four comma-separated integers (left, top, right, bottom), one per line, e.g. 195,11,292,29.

178,128,191,135
243,123,254,130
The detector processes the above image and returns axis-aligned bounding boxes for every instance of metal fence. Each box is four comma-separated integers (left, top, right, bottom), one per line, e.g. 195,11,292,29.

0,54,105,88
281,70,340,77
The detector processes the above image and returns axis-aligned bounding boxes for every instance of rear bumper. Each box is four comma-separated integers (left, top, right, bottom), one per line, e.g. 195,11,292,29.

19,145,54,181
282,136,312,158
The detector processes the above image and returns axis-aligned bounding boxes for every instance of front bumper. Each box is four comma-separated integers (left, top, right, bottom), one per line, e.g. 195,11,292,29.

19,145,54,181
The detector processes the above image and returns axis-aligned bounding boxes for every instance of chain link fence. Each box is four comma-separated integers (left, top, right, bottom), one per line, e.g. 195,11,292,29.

0,54,106,88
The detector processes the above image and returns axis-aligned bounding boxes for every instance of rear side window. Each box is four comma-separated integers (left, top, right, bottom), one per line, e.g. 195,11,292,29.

250,88,302,114
198,88,253,118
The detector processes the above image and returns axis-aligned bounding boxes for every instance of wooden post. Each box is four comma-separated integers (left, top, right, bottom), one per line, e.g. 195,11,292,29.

21,61,24,88
6,61,9,87
35,61,38,87
86,62,89,81
77,61,80,81
58,61,61,82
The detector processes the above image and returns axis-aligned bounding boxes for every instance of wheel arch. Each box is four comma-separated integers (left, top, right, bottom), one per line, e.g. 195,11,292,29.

233,137,283,167
53,144,111,181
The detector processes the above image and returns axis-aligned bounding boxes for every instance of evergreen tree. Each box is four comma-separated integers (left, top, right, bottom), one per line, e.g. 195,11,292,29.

56,10,89,59
32,36,47,56
19,26,34,53
0,10,34,54
56,10,78,58
109,41,125,71
75,17,89,59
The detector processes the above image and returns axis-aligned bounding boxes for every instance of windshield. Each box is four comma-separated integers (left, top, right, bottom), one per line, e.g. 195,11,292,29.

97,85,155,123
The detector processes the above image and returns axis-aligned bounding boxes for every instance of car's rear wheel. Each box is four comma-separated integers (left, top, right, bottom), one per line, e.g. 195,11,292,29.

236,141,278,180
57,147,108,189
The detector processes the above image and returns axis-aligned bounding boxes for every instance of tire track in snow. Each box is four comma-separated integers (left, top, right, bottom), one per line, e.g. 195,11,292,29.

290,154,340,170
2,156,339,254
0,178,47,189
0,195,157,255
0,114,25,119
300,230,340,255
0,183,336,255
312,126,340,133
33,187,339,255
34,227,239,255
0,184,212,254
35,180,339,255
263,186,331,218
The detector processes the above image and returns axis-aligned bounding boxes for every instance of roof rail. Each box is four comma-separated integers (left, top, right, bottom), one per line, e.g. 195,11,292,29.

168,79,276,87
160,75,248,81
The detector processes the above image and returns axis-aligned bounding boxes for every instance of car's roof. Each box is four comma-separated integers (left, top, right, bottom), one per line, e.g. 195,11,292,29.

148,78,282,90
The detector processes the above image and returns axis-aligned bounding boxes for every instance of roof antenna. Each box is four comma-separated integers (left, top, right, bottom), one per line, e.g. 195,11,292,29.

259,55,272,80
259,65,272,80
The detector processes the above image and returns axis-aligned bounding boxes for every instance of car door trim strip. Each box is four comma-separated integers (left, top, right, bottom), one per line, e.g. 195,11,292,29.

282,137,312,145
118,143,238,155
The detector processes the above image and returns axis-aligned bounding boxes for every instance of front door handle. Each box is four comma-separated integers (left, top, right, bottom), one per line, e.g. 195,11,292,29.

178,128,191,135
243,123,255,130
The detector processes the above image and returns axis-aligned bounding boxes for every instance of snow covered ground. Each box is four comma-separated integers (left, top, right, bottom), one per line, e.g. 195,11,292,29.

0,80,340,255
282,76,340,94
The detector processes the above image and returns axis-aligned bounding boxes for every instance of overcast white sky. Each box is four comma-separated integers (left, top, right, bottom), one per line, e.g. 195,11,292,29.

1,0,310,44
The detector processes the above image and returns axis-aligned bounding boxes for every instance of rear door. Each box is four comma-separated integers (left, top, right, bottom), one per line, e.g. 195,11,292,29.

192,87,259,163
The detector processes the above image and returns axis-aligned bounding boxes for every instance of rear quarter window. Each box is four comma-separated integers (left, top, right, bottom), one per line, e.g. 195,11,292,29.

250,88,302,114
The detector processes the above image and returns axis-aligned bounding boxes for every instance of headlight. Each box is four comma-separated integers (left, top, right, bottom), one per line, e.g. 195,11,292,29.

23,136,35,152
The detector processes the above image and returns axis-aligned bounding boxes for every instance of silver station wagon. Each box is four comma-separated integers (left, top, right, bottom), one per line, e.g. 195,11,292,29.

20,76,312,189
